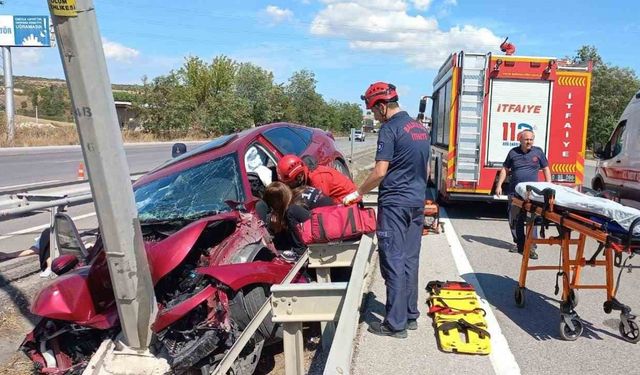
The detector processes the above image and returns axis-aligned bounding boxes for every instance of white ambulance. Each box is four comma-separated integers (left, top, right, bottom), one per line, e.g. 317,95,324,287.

592,89,640,199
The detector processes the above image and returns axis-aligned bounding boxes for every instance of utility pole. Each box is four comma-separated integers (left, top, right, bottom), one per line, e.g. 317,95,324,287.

2,46,15,145
47,1,161,371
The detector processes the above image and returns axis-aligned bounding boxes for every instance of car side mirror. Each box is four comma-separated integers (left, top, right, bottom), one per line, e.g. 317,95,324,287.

54,213,88,260
51,254,79,275
418,96,429,113
172,143,187,158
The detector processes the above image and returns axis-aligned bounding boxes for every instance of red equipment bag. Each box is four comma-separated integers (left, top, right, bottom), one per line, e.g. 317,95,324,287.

299,204,376,244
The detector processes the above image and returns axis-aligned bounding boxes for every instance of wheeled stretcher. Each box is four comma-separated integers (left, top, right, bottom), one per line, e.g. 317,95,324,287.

511,182,640,343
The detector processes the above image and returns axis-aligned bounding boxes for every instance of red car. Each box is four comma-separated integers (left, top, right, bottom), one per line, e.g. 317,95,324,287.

21,123,350,374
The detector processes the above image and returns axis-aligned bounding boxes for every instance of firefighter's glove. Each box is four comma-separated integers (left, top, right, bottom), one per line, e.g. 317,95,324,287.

343,191,360,206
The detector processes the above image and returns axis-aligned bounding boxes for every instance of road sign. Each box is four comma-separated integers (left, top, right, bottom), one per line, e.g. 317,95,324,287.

0,15,51,47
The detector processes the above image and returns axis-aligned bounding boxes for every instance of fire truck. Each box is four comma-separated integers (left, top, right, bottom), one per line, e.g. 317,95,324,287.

419,45,592,203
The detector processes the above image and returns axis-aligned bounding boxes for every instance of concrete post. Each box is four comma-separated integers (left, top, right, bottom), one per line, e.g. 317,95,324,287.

47,0,156,350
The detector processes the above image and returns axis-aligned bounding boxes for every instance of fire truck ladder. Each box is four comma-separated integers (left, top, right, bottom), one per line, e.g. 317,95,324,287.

455,52,489,182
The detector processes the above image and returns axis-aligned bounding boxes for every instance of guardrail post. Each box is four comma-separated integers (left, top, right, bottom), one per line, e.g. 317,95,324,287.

283,322,305,375
317,267,335,351
49,205,60,261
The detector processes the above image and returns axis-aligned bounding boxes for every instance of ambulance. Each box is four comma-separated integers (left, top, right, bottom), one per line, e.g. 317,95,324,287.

592,89,640,199
419,48,592,203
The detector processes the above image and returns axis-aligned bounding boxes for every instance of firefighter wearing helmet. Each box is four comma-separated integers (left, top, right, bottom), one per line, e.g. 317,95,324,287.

344,81,431,338
277,154,357,203
277,154,308,187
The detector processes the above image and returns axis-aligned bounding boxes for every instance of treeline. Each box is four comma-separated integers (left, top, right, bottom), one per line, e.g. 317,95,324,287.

133,56,362,137
571,46,640,147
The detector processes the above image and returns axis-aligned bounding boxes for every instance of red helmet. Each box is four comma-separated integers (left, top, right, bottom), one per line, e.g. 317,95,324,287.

361,82,398,109
277,154,308,184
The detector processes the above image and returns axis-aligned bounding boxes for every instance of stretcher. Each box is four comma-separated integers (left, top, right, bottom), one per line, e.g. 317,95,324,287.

511,182,640,342
426,281,491,354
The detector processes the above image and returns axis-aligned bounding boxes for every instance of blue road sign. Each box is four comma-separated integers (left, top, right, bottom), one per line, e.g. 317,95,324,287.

0,15,51,47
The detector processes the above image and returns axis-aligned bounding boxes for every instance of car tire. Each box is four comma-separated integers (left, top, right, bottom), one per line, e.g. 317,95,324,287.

333,159,352,180
234,284,279,342
592,176,604,192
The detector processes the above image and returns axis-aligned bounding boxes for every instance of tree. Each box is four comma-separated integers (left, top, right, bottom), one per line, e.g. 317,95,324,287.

285,70,325,126
235,63,276,125
572,45,640,146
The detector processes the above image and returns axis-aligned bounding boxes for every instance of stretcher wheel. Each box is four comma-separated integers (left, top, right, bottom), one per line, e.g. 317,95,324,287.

514,286,525,308
559,317,583,341
619,319,640,343
568,290,579,308
603,301,613,314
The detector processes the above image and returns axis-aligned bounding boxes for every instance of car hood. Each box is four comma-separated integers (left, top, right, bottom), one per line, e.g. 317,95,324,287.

145,211,240,284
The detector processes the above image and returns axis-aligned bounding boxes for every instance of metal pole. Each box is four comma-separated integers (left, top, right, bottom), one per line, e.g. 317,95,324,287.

2,46,15,145
48,0,156,350
349,128,355,163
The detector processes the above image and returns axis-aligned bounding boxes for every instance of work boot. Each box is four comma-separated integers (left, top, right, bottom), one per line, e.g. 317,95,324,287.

368,322,407,338
509,244,519,253
406,319,418,331
529,248,539,260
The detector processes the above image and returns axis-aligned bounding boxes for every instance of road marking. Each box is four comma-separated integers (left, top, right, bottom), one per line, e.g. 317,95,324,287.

0,180,61,190
437,196,521,375
0,212,96,241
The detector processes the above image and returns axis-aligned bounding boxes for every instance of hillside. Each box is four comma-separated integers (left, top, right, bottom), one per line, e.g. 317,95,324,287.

11,75,142,92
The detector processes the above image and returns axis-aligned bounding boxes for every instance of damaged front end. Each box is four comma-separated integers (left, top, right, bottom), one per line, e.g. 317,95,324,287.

21,210,287,374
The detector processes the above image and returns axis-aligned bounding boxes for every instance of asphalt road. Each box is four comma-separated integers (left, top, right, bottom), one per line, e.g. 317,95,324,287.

0,137,373,189
2,139,640,374
0,137,375,247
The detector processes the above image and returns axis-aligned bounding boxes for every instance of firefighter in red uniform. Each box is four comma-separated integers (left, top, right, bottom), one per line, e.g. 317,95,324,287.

277,154,357,203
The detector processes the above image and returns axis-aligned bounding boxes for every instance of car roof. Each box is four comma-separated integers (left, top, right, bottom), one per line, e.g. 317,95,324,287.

135,122,319,187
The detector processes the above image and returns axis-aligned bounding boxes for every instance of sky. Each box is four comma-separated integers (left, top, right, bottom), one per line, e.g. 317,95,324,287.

2,0,640,117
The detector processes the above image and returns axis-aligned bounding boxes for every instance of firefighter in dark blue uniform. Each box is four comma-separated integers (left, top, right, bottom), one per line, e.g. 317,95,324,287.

344,82,430,338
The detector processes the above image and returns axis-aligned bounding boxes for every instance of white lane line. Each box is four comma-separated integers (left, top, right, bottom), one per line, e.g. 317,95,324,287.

0,180,61,190
0,212,96,241
438,202,521,375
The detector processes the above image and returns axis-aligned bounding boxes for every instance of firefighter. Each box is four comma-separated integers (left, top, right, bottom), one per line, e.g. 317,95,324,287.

344,82,430,338
277,154,357,203
495,129,551,259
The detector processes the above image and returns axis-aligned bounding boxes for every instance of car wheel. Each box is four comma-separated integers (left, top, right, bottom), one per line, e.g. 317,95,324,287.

233,284,279,342
592,177,604,192
333,159,352,180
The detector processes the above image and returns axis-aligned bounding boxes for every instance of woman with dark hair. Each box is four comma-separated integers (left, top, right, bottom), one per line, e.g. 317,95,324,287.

263,181,333,261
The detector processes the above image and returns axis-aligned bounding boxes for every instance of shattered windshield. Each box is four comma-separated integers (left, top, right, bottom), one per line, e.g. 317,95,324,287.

135,153,245,223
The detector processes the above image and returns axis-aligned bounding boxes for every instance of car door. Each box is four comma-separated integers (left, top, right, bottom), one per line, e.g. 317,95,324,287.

600,120,627,193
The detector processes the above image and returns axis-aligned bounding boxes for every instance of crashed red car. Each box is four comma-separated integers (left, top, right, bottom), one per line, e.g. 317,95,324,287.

21,123,350,374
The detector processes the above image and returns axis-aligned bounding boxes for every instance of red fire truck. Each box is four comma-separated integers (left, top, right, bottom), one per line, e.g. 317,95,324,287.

419,49,592,203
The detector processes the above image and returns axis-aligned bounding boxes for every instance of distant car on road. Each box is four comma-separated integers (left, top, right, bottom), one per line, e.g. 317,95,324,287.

350,130,366,142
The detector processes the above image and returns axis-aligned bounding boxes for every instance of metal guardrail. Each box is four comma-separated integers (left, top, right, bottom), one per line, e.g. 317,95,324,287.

211,233,377,375
211,252,311,375
0,172,146,219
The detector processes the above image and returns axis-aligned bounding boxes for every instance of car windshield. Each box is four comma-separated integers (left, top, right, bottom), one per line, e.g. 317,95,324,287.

134,153,245,223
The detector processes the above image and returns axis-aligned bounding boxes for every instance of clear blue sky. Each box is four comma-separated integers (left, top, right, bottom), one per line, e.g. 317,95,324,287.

2,0,639,117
